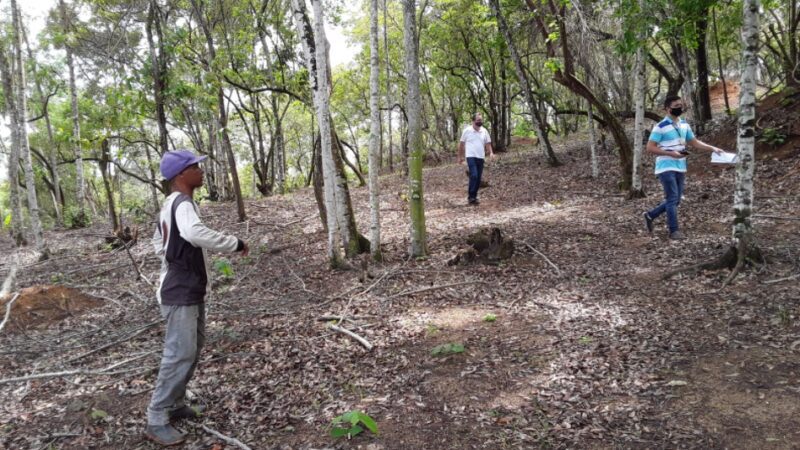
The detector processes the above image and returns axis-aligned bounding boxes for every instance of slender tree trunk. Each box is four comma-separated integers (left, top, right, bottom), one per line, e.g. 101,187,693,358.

12,0,45,252
403,0,427,257
712,8,731,115
146,0,169,154
630,42,646,198
369,0,383,261
60,0,86,224
695,7,713,123
144,144,160,213
291,0,343,266
99,138,119,231
588,102,598,179
728,0,760,282
271,96,286,194
0,44,26,245
384,0,393,173
489,0,559,166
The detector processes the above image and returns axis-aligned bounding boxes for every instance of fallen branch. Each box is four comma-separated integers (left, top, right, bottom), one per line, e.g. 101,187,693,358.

386,281,484,300
122,241,152,286
0,351,156,384
188,421,253,450
521,241,561,275
0,293,21,334
662,246,738,280
752,214,800,221
763,273,800,284
329,324,373,351
64,319,163,364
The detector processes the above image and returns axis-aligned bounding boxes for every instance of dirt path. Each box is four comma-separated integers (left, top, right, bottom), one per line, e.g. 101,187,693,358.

1,141,799,449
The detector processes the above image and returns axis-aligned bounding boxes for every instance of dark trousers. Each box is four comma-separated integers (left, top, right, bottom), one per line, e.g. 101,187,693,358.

467,157,485,201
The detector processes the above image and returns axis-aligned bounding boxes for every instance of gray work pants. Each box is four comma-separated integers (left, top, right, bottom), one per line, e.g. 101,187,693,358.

147,303,205,426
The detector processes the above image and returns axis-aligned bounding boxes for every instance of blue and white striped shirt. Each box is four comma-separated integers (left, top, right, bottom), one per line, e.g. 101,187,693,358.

649,116,695,174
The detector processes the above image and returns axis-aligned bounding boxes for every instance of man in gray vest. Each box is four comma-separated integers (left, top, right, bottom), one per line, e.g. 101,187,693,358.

146,150,249,446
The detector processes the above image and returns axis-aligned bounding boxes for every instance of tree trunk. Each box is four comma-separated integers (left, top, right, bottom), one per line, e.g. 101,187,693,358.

384,0,393,173
60,0,87,224
369,0,383,261
99,138,119,231
146,0,169,154
695,7,713,123
588,102,599,179
12,0,45,252
404,0,427,257
630,40,646,198
728,0,760,283
292,0,343,267
0,43,26,245
712,8,731,115
489,0,559,166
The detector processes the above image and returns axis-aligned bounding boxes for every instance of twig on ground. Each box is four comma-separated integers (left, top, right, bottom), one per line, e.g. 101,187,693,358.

122,241,152,286
329,324,373,350
0,351,157,384
188,421,253,450
762,273,800,284
753,214,800,221
0,293,21,334
64,319,163,364
521,241,561,275
386,280,484,300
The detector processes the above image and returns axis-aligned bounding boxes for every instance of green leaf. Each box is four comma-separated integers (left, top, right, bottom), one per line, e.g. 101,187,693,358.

90,408,108,420
213,258,234,278
348,424,364,436
330,427,350,438
483,313,497,322
357,412,379,435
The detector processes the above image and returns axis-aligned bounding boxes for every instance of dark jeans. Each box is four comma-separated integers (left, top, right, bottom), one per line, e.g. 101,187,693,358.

647,171,685,233
466,157,485,201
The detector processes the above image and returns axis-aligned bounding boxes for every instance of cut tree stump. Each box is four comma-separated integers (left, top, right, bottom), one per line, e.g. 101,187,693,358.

448,227,514,266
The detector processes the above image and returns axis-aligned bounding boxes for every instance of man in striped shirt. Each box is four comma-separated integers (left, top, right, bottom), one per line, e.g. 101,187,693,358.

643,95,724,240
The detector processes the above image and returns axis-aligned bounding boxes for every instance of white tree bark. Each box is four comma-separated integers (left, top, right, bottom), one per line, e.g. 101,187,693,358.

403,0,427,257
368,0,383,260
0,45,25,245
733,0,759,247
60,0,86,219
631,44,646,195
587,103,598,179
384,0,393,172
291,0,343,266
11,0,44,251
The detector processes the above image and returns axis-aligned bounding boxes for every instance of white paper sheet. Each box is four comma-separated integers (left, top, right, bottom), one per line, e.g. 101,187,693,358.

711,152,738,164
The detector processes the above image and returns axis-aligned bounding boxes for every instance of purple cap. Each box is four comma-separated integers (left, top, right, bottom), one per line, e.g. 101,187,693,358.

160,150,207,181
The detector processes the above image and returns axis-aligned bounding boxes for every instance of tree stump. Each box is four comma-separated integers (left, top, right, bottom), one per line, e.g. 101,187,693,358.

448,227,514,266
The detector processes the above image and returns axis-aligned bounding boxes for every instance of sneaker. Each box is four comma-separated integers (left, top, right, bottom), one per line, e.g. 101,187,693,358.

669,231,686,240
468,198,479,206
643,212,653,233
145,424,186,446
169,405,203,421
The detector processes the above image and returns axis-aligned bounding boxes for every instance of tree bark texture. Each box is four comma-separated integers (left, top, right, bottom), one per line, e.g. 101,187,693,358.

0,43,26,245
368,0,383,260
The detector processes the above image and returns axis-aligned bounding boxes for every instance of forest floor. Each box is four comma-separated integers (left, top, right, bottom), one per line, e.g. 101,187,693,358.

2,113,800,449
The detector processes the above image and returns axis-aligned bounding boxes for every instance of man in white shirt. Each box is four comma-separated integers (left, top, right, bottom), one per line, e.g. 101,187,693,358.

457,113,495,205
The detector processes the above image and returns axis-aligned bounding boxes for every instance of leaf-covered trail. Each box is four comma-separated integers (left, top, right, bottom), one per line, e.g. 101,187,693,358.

2,141,799,449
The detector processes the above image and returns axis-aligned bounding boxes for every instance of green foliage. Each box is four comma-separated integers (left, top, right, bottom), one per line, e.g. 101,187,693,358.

89,409,108,421
483,313,497,322
329,410,379,439
431,342,465,356
760,128,786,147
213,258,234,278
64,207,90,229
579,336,592,345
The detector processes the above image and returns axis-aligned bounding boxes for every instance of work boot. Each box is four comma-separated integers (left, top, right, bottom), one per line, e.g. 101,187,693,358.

169,405,203,421
145,424,185,446
669,231,686,240
643,212,653,234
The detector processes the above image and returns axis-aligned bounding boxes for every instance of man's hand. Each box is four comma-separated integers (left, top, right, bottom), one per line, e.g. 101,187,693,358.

712,147,724,155
488,152,496,161
458,158,466,166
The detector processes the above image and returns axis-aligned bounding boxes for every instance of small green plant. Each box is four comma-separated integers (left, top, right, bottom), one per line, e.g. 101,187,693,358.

213,258,234,278
431,343,465,356
578,336,592,345
776,306,792,327
64,207,90,229
89,408,108,421
760,127,787,147
329,410,378,439
483,313,497,322
425,324,440,336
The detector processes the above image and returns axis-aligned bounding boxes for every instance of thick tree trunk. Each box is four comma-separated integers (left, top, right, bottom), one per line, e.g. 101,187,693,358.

369,0,383,261
146,0,169,154
12,0,45,252
292,0,343,267
728,0,760,284
60,0,86,223
404,0,427,257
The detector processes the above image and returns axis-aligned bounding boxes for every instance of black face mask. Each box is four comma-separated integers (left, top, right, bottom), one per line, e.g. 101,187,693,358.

475,121,483,127
670,107,684,116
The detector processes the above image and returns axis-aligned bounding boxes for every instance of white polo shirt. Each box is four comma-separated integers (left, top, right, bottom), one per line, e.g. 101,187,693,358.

460,125,491,159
